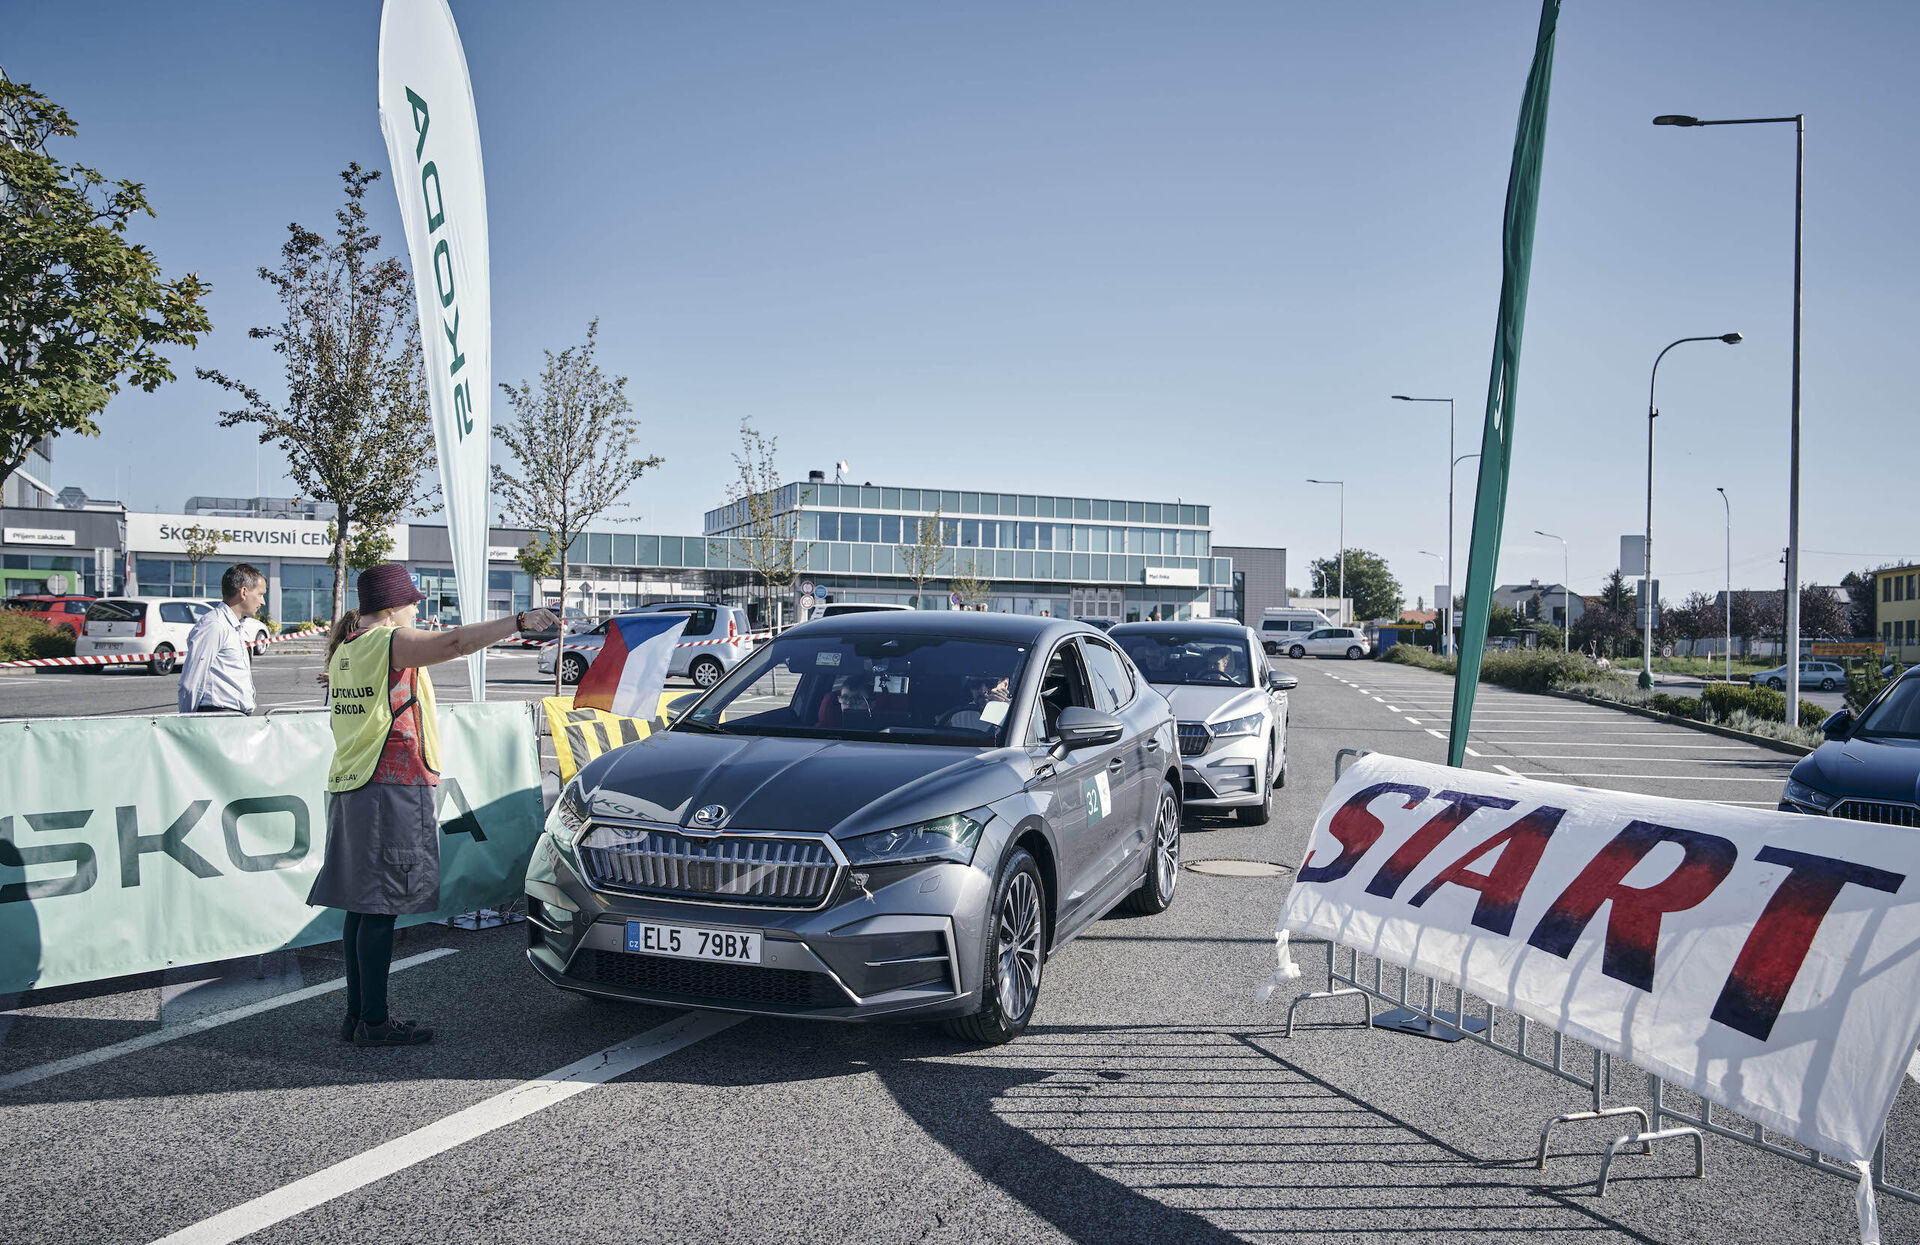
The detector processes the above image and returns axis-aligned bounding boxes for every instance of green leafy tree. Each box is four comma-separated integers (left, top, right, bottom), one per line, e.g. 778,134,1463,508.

323,519,395,575
493,319,663,693
198,165,434,622
1307,549,1402,622
515,535,558,604
1,78,212,497
180,524,221,596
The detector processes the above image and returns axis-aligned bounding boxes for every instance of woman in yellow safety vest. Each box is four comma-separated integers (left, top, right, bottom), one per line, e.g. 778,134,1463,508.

307,562,555,1048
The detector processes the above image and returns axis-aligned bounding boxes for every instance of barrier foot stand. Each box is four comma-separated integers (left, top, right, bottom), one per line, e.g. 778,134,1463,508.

1595,1127,1705,1196
1374,1008,1490,1042
1535,1107,1652,1169
1285,987,1371,1038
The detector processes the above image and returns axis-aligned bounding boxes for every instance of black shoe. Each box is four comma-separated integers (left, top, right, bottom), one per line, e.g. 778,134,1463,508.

339,1015,359,1044
354,1018,432,1047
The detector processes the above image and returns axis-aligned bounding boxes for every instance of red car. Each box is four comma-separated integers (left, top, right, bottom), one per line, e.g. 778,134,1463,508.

2,594,97,636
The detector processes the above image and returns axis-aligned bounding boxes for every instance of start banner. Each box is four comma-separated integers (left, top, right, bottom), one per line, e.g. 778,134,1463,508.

1280,753,1920,1168
0,702,543,994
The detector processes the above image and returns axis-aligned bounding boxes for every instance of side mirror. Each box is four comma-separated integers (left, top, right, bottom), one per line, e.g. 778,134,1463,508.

1821,710,1854,742
1269,671,1298,692
1054,706,1124,750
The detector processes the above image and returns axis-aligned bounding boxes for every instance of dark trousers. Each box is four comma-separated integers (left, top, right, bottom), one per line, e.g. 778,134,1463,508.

341,912,398,1025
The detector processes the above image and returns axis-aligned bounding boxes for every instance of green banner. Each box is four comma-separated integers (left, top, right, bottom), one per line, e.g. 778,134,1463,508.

0,701,543,994
1449,0,1562,766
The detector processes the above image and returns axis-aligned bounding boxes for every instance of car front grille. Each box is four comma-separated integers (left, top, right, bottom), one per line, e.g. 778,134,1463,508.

575,948,849,1009
578,824,840,908
1177,722,1210,757
1832,800,1920,828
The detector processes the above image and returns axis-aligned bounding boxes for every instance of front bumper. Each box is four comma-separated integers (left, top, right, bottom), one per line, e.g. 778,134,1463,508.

524,831,993,1022
1178,728,1268,809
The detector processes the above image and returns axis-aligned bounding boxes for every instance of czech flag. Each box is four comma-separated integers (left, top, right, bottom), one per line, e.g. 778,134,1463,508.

572,614,690,718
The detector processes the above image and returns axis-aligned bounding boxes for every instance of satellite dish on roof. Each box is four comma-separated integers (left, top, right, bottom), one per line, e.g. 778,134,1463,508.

835,460,850,484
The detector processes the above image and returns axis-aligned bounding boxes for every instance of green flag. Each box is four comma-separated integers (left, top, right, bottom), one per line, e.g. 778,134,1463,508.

1448,0,1562,767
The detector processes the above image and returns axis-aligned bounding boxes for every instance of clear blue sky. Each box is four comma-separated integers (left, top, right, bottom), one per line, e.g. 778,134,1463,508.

9,1,1917,601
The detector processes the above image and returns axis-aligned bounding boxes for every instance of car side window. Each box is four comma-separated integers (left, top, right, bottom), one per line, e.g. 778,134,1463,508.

1307,629,1328,640
678,608,716,637
1079,638,1134,712
159,602,195,625
1033,642,1096,741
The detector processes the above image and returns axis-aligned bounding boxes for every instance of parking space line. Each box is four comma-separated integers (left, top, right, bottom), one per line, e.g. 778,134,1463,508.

1424,728,1445,741
148,1010,744,1245
1383,704,1399,711
1514,773,1785,783
1494,764,1521,777
1404,717,1422,725
1491,754,1793,766
0,948,458,1094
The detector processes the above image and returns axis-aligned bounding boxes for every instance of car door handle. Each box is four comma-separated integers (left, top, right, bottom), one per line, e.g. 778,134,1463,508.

1144,736,1160,752
1108,756,1126,770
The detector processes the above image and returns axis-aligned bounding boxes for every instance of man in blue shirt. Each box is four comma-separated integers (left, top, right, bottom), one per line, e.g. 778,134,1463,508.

178,563,268,715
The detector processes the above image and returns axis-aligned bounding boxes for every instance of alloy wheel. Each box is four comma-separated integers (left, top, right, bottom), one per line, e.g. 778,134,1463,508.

996,872,1043,1021
1154,792,1181,898
692,657,723,688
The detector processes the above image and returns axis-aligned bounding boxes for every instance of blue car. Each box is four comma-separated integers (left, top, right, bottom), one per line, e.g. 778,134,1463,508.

1780,669,1920,827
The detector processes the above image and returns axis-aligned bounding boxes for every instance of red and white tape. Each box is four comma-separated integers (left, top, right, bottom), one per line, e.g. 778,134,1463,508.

531,627,775,653
0,625,325,670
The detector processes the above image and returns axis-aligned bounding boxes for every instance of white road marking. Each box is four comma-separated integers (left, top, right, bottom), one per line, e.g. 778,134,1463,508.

1371,696,1386,703
1516,773,1785,784
1494,764,1521,777
1404,717,1422,726
1424,728,1445,740
1466,741,1756,750
1464,746,1483,757
1493,754,1793,766
1384,704,1399,712
0,949,458,1094
148,1010,744,1245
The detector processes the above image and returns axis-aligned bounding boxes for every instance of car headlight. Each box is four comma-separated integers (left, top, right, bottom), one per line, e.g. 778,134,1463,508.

1782,777,1838,812
1210,711,1265,739
546,782,592,847
842,813,985,868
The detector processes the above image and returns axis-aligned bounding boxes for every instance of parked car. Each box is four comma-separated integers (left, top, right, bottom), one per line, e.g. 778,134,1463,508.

1752,659,1848,692
1074,617,1118,632
1111,621,1294,825
524,613,1181,1043
1779,667,1920,826
1257,609,1336,655
2,594,95,636
517,608,599,646
1276,625,1370,661
538,603,753,689
808,601,913,621
202,601,272,656
76,597,208,674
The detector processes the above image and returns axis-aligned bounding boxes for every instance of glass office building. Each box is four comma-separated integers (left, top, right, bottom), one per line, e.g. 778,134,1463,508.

704,480,1231,623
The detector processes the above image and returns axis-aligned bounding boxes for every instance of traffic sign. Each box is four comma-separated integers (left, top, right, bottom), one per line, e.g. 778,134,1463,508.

799,579,814,596
1662,644,1673,659
799,594,816,610
950,591,963,607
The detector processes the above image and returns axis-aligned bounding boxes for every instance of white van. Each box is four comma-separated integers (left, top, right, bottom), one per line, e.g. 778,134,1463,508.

1258,609,1335,656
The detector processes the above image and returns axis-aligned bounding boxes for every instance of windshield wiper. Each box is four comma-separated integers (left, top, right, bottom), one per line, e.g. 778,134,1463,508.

673,718,734,735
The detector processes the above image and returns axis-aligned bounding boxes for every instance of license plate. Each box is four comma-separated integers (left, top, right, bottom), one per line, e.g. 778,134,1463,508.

92,641,122,649
625,920,761,964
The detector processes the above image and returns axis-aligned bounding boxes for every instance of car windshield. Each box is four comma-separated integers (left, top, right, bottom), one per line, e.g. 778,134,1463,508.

86,600,144,623
1854,677,1920,740
680,632,1030,747
1113,632,1252,687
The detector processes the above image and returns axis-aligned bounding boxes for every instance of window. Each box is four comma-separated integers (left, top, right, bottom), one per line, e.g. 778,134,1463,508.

1080,639,1134,711
1112,631,1251,689
658,606,716,637
881,515,901,545
1884,576,1893,602
1035,642,1096,739
158,602,197,625
859,515,881,543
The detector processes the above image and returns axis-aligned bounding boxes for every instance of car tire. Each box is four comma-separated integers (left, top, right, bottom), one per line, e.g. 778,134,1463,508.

1123,782,1183,914
560,653,588,686
1821,678,1836,691
1288,644,1305,660
690,655,724,688
149,644,177,676
1347,646,1364,660
1767,677,1785,691
1237,741,1275,826
944,846,1047,1045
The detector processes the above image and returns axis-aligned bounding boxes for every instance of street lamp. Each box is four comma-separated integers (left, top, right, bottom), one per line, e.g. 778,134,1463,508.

1533,530,1569,650
1306,479,1345,623
1717,487,1732,681
1641,333,1743,688
1397,393,1451,657
1655,110,1804,686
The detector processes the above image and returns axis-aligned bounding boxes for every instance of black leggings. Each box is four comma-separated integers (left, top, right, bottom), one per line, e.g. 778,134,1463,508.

342,911,398,1026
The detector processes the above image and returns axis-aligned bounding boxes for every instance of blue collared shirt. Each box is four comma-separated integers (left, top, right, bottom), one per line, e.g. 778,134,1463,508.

178,603,256,714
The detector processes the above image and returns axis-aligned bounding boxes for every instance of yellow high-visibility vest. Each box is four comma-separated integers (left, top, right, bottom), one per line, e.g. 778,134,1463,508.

327,626,441,792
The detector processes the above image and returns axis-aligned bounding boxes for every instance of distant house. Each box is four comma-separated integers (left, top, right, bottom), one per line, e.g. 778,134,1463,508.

1492,579,1583,628
1398,609,1438,625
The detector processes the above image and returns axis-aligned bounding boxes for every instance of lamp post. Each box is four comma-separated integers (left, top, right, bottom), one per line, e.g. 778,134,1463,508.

1533,530,1569,650
1641,333,1743,688
1655,110,1804,690
1717,487,1732,681
1392,395,1456,653
1306,479,1345,623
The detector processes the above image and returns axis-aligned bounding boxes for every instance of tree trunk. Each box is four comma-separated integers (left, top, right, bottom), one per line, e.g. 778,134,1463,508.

331,509,351,625
554,544,569,697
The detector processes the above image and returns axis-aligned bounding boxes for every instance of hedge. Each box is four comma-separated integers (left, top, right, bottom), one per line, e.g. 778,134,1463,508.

0,612,78,662
1700,682,1825,728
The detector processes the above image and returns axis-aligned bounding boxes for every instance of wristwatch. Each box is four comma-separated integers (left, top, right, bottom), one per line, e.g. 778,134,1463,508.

515,610,528,631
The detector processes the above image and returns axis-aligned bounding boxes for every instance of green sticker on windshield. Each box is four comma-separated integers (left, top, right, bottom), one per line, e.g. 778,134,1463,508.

1082,772,1112,824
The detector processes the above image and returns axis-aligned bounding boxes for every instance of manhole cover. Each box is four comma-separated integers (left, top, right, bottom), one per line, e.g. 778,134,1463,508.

1182,859,1289,878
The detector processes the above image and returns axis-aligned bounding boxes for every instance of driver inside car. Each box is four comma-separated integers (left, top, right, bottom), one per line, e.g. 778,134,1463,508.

942,674,1012,733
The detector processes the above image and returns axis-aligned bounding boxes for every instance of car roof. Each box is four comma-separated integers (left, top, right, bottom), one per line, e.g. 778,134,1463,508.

1110,620,1255,638
785,610,1089,644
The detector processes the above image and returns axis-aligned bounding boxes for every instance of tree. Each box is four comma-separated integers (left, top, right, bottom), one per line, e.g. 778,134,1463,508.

181,524,221,596
1599,568,1636,615
515,535,558,606
1,79,212,498
713,420,809,630
1800,585,1848,640
897,507,946,610
492,319,662,693
951,551,993,610
1840,571,1877,638
1307,549,1402,622
1671,591,1716,650
323,519,395,575
198,164,433,623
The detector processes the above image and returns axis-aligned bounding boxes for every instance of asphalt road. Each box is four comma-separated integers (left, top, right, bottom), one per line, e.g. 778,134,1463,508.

2,656,1913,1244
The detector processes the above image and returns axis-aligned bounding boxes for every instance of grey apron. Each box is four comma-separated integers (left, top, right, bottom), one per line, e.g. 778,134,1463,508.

306,782,441,916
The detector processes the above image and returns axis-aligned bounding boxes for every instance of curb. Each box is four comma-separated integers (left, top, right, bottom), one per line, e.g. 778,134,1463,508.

1541,688,1814,757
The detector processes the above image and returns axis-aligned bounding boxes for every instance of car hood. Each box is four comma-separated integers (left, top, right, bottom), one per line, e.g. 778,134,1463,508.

1792,735,1920,806
1154,684,1267,724
577,730,1033,839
